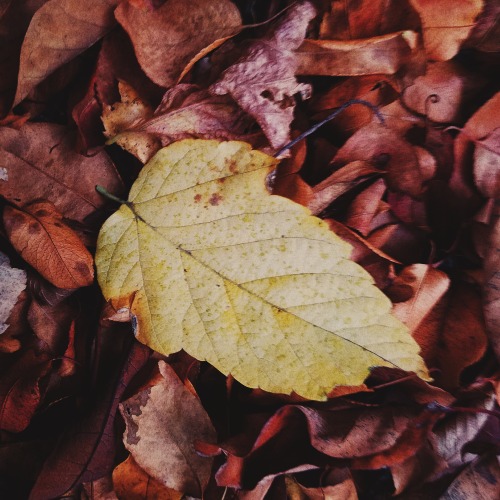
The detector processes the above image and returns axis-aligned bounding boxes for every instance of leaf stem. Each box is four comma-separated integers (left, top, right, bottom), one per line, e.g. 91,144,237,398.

274,99,385,157
95,185,128,205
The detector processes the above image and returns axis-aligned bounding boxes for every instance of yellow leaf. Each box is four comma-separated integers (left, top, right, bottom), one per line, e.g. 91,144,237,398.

96,140,429,400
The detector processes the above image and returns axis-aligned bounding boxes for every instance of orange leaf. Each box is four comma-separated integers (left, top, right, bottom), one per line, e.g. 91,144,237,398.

3,201,94,289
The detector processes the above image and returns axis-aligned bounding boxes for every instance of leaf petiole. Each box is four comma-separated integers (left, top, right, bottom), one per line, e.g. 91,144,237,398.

96,185,128,205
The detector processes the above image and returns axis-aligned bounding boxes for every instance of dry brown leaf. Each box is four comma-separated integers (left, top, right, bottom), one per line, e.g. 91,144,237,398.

319,0,420,40
441,454,500,499
390,264,450,333
210,1,316,150
433,392,496,469
104,83,254,163
115,0,241,88
484,200,500,361
285,470,358,500
0,123,122,223
452,91,500,200
309,161,381,215
346,179,387,235
474,128,500,198
327,123,434,199
0,0,46,116
296,31,418,76
403,61,486,123
113,455,183,500
120,361,216,497
409,0,484,60
14,0,119,106
3,201,94,289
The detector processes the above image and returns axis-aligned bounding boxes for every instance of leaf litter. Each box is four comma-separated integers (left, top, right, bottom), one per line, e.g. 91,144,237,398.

0,0,499,498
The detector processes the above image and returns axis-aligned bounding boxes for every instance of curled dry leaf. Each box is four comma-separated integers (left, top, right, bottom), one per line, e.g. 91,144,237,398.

103,82,254,163
0,251,27,335
120,361,216,497
115,0,241,88
210,1,316,150
409,0,484,61
3,201,94,289
402,61,485,123
296,31,418,77
0,123,122,223
14,0,119,106
96,139,429,401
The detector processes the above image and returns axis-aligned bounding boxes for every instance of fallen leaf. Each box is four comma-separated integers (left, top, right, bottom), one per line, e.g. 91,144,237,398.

285,470,358,500
319,0,420,40
120,361,216,497
0,349,51,433
402,61,485,123
0,0,46,115
115,0,241,88
96,139,429,401
390,264,450,334
113,455,183,500
14,0,119,106
104,83,254,163
0,251,27,335
474,128,500,198
440,454,500,499
0,123,123,223
3,201,94,289
29,334,150,499
210,1,316,150
296,31,418,76
309,161,381,215
409,0,484,60
433,392,496,469
483,200,500,360
346,179,387,236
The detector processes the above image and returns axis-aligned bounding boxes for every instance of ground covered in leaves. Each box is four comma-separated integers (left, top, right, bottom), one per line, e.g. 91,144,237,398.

1,0,500,498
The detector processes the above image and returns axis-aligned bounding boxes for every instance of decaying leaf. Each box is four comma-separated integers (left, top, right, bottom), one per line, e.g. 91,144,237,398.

14,0,119,105
3,201,94,289
0,251,27,335
103,82,253,163
96,139,428,400
120,361,216,497
210,1,316,150
0,123,122,223
115,0,241,88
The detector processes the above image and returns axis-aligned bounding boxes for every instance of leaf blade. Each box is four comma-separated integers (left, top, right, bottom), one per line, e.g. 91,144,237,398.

96,139,429,400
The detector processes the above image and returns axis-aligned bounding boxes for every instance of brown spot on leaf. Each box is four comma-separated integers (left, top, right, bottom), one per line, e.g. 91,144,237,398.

194,194,202,203
209,193,223,206
122,387,151,445
34,209,50,217
74,261,91,278
28,222,41,234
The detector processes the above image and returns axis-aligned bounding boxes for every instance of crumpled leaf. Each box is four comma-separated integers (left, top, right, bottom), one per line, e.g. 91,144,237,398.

115,0,241,88
474,128,500,198
14,0,119,106
96,139,428,400
210,1,316,150
0,123,122,224
3,201,94,289
0,251,27,335
103,82,253,163
120,361,216,497
409,0,484,60
296,31,418,76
